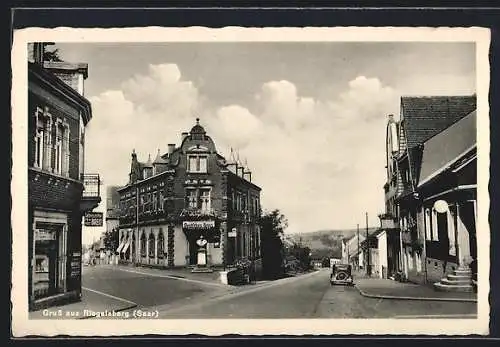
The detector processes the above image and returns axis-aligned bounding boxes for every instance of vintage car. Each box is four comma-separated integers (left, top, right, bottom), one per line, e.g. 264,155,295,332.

330,263,353,285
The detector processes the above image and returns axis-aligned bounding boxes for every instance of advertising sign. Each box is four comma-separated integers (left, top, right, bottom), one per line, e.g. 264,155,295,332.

84,212,103,227
182,220,215,229
70,252,81,278
35,229,56,241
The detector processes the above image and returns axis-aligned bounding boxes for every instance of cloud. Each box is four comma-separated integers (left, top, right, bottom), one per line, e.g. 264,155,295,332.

86,64,400,234
85,64,201,186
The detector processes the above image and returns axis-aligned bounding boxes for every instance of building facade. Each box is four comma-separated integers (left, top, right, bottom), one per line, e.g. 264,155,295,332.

116,120,262,271
417,110,477,290
105,185,121,251
387,95,476,284
28,48,100,311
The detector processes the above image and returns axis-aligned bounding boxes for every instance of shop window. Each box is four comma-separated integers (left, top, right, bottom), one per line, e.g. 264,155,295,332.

148,232,155,258
33,223,66,300
140,231,147,257
157,229,164,258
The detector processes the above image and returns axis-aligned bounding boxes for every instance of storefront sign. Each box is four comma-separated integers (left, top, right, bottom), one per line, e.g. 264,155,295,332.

35,229,56,241
182,220,215,229
84,212,103,227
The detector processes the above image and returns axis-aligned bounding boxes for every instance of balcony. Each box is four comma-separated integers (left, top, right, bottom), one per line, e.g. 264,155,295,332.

180,207,218,220
378,213,398,230
80,173,101,212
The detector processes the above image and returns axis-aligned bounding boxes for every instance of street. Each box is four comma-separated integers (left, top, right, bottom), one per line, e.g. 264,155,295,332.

82,266,477,319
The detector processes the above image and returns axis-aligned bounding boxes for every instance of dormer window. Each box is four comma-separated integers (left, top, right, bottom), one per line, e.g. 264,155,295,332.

187,155,208,173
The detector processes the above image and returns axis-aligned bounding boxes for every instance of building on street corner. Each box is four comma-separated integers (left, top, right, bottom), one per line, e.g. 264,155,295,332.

27,43,101,311
116,119,262,274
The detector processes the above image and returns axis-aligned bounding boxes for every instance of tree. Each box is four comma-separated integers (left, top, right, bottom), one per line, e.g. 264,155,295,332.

42,43,63,62
259,209,287,279
103,227,119,252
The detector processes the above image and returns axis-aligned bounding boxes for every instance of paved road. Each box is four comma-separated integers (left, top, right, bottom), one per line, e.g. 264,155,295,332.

82,266,477,319
158,268,477,319
82,265,230,312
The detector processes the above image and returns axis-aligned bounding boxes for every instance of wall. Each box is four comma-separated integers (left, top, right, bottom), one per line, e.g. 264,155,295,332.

426,257,458,283
377,232,388,278
174,226,189,266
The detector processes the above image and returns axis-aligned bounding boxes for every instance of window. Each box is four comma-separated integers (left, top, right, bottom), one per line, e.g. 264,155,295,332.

431,209,439,241
140,231,147,257
54,126,63,175
157,229,164,258
33,223,67,299
186,189,197,208
187,155,208,173
159,191,164,210
148,232,155,258
425,209,432,240
34,108,45,168
140,195,145,213
153,192,157,211
200,189,211,212
436,211,447,243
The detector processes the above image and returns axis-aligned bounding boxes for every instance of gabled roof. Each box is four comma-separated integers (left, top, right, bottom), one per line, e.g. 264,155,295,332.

418,110,476,186
400,95,476,190
401,95,476,149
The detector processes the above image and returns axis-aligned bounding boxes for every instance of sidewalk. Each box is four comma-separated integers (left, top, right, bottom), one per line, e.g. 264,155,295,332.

29,287,137,320
353,271,477,302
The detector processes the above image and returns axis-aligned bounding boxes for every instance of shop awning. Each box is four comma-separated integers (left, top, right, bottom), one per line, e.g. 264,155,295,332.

121,239,131,253
116,240,126,253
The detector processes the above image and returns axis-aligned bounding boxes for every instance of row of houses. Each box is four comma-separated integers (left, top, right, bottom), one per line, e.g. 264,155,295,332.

342,95,477,292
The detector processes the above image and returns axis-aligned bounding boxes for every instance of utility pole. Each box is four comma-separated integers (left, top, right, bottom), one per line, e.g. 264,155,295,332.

366,212,371,277
357,224,360,270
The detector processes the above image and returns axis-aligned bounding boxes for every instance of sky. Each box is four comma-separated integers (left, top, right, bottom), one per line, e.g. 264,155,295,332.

56,42,476,244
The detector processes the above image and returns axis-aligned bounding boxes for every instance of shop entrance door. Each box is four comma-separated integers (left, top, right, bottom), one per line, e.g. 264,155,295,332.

34,226,60,299
188,237,198,265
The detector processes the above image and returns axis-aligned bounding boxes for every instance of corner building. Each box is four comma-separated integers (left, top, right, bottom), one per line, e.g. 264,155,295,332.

28,57,101,311
117,119,262,269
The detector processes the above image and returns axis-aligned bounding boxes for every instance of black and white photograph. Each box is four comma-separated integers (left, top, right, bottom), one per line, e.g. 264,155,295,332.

11,26,490,336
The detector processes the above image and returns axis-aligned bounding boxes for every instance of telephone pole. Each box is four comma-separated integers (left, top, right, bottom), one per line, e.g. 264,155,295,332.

366,212,371,277
357,224,360,270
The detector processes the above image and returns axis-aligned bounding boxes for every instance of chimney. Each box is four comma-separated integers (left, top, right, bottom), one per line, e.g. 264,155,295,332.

43,61,89,96
238,166,245,177
168,144,175,155
181,132,189,142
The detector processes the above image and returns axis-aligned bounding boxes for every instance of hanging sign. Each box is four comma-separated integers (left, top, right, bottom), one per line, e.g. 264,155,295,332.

434,200,449,214
182,220,215,229
84,212,103,227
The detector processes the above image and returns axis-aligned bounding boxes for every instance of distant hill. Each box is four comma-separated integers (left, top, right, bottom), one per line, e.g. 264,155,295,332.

287,227,379,259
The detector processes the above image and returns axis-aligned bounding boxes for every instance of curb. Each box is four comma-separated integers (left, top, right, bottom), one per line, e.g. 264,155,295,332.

354,285,478,303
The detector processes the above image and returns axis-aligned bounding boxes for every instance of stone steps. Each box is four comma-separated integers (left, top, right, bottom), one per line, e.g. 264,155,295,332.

434,267,474,293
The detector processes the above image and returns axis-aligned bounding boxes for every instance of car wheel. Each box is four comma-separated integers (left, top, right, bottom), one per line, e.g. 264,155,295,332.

336,271,348,281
